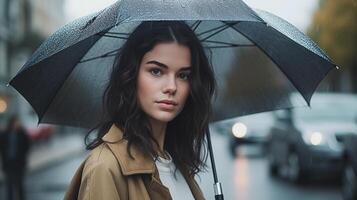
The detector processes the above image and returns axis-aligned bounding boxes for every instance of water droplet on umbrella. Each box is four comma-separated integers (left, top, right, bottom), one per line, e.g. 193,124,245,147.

180,1,188,8
336,66,340,69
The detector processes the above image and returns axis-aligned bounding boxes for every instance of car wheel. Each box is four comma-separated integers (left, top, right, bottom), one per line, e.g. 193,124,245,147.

342,161,357,200
281,151,305,183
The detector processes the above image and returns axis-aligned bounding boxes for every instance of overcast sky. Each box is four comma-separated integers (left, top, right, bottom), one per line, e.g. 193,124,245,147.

64,0,319,32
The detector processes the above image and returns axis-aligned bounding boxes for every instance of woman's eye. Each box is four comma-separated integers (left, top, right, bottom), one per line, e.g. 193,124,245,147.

179,72,190,80
150,68,162,76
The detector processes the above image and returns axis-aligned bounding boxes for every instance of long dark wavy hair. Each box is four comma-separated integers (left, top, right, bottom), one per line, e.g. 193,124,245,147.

86,21,216,176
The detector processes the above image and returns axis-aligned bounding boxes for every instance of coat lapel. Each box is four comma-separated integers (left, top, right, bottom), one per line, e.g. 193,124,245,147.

178,165,206,200
102,124,155,175
144,167,172,200
102,124,205,200
103,124,172,199
184,175,206,200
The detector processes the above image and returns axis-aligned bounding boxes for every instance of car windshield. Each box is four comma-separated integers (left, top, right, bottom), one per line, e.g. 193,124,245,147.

294,97,357,123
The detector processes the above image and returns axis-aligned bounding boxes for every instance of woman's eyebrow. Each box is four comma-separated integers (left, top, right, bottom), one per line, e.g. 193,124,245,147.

146,60,191,71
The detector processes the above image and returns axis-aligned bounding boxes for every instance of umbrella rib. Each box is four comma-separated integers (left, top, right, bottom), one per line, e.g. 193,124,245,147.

197,23,228,37
190,20,202,32
106,32,130,36
204,40,254,46
105,35,128,40
97,33,128,40
81,22,248,62
98,32,129,40
200,22,238,42
79,48,122,63
205,44,255,49
224,20,313,104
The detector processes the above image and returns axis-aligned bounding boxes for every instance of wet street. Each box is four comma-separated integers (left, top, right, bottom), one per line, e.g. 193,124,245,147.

197,132,342,200
24,154,85,200
0,130,342,200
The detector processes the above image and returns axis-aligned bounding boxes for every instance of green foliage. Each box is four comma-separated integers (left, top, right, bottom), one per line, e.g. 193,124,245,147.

308,0,357,68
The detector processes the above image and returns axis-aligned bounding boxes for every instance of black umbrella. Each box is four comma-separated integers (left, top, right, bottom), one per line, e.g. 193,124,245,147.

8,0,336,199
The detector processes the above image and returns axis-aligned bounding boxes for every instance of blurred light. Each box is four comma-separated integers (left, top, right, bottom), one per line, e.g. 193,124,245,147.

310,132,323,145
234,157,249,197
0,98,7,113
232,122,247,138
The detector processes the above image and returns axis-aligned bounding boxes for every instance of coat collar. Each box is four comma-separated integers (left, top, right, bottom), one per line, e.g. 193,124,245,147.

102,124,156,176
102,124,206,200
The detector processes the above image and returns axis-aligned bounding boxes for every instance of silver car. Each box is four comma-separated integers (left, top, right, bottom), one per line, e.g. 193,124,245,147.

267,93,357,183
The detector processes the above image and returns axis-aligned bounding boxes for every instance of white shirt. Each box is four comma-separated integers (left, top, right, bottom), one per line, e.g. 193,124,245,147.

155,153,195,200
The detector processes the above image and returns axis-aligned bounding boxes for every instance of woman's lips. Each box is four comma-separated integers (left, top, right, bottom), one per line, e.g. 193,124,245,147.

156,101,177,111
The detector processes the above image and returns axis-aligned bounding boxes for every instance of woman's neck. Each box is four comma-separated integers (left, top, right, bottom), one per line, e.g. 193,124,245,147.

148,118,167,154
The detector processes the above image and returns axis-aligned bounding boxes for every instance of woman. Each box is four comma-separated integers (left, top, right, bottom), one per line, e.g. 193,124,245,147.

64,21,215,200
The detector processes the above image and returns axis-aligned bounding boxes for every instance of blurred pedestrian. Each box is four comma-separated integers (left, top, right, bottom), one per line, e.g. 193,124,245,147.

0,115,31,200
64,21,215,199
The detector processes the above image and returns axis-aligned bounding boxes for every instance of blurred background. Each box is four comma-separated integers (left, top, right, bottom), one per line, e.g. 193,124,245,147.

0,0,356,199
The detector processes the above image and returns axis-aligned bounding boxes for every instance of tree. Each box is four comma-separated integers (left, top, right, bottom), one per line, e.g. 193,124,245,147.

308,0,357,92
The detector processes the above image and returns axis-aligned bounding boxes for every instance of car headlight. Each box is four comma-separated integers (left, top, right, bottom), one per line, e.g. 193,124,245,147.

232,122,247,138
302,131,327,146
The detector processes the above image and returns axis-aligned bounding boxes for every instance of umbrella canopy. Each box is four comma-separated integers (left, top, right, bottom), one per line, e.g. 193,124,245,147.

9,0,336,129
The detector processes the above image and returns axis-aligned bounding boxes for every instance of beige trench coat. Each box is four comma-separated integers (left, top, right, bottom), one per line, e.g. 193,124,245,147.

64,124,206,200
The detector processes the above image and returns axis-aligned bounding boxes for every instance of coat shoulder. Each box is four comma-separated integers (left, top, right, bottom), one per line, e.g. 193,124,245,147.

64,143,128,200
85,143,121,171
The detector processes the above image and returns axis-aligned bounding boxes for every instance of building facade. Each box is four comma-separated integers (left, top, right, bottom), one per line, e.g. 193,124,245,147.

0,0,66,127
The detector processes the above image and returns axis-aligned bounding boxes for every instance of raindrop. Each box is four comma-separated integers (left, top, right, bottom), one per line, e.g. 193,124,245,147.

179,0,188,8
6,83,9,87
336,66,340,69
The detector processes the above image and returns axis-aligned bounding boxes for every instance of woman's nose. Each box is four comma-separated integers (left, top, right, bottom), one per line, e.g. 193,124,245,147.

163,76,177,95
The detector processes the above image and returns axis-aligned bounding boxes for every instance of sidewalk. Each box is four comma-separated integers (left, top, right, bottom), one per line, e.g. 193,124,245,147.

0,132,87,183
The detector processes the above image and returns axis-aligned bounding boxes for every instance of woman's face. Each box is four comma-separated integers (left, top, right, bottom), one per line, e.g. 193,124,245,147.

137,42,191,124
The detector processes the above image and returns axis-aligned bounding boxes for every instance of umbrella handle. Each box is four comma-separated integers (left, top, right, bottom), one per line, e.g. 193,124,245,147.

214,183,224,200
207,129,225,200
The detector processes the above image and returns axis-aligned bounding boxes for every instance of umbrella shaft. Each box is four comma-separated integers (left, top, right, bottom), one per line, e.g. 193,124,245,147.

207,129,224,200
207,128,218,182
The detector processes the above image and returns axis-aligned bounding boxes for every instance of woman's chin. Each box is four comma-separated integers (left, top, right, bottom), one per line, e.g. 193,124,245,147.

151,112,178,123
